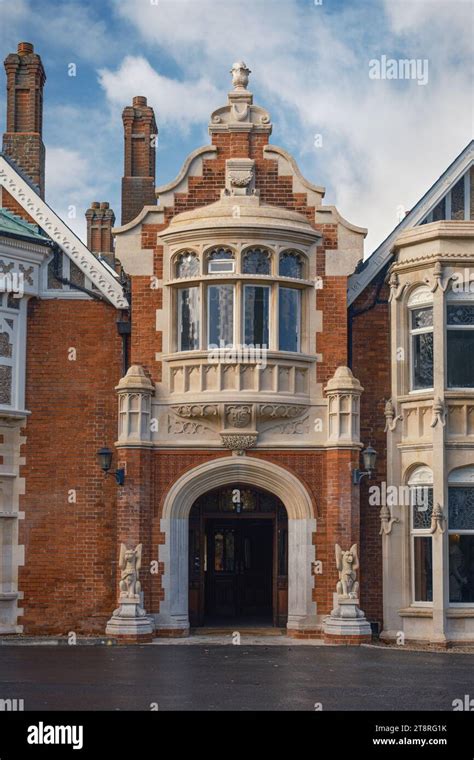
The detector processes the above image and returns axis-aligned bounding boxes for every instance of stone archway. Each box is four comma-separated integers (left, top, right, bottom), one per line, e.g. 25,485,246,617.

154,456,317,634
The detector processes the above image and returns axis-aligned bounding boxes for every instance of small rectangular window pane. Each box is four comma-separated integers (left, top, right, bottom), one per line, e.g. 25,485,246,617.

177,287,200,351
244,286,269,347
208,285,234,347
413,536,433,602
447,305,474,325
412,487,433,530
449,535,474,603
411,307,433,329
279,288,300,352
413,333,433,389
449,487,474,530
447,330,474,387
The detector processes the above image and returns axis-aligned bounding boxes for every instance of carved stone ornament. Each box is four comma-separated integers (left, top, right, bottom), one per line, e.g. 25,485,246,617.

425,261,456,293
225,404,252,428
384,398,403,432
431,397,446,428
171,403,218,420
335,543,360,599
230,61,251,90
379,504,399,535
429,503,446,534
225,158,256,195
220,432,258,454
388,271,407,302
106,542,153,640
258,404,308,421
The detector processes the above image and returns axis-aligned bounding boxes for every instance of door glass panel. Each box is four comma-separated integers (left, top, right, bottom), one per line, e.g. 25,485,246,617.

225,530,235,572
214,532,224,572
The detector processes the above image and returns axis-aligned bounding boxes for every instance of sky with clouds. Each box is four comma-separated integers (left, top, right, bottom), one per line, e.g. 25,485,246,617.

0,0,473,255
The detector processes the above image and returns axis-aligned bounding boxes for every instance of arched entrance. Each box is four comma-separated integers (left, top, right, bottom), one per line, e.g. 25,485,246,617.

188,486,288,626
155,456,317,635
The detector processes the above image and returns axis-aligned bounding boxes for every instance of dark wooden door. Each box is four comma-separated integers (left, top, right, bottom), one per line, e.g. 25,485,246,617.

205,519,273,621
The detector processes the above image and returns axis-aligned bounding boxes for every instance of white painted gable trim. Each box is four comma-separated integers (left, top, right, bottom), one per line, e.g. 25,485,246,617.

0,156,128,309
348,140,474,306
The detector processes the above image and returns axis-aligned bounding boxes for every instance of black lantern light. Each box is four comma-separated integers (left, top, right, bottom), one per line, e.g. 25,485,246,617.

352,444,377,485
97,447,125,486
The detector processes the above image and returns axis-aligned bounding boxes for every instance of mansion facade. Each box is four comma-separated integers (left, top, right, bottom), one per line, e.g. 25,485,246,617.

0,42,473,645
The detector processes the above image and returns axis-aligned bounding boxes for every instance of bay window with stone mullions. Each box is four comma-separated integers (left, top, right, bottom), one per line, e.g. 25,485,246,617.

173,247,306,353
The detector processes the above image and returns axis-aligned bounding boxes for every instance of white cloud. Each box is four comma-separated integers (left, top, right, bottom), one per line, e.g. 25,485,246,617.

109,0,473,254
98,56,221,133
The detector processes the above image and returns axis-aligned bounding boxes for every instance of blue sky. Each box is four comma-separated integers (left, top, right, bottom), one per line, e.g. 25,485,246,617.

0,0,473,254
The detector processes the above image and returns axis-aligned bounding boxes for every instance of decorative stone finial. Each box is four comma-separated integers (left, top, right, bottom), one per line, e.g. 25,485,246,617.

230,61,251,90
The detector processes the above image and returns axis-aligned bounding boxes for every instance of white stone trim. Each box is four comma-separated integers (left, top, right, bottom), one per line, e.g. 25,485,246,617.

0,156,128,309
154,456,317,632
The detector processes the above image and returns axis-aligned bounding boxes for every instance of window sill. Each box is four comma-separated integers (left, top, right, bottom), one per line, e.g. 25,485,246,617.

398,607,433,618
446,608,474,617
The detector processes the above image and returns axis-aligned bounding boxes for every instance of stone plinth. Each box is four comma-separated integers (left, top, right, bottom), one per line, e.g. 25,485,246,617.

323,595,372,645
106,596,154,643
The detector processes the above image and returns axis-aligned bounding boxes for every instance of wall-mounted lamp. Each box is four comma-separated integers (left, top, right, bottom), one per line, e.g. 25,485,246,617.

352,445,377,485
97,447,125,486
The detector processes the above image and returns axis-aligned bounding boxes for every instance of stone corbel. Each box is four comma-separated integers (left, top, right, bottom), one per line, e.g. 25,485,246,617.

430,397,446,428
384,399,403,432
429,503,446,534
425,261,456,293
379,504,399,535
388,272,407,303
220,432,258,455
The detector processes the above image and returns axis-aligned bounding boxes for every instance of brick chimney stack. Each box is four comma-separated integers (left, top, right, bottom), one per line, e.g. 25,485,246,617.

121,96,157,225
2,42,46,198
86,201,116,266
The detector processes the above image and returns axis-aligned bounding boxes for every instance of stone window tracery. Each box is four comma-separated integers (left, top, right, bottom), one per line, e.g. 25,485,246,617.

175,251,200,278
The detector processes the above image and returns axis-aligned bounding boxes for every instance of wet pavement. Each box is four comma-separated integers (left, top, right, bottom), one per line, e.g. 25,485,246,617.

0,644,472,711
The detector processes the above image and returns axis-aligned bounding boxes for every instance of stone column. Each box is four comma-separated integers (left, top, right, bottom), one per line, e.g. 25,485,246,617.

106,365,155,642
431,284,448,645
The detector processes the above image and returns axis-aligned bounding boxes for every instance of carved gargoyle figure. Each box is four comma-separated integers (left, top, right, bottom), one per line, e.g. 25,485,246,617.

335,543,360,598
119,543,142,598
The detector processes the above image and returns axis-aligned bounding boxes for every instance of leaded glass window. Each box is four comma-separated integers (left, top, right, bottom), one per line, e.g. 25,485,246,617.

206,248,235,274
449,484,474,603
244,285,269,347
279,251,303,279
176,252,200,278
447,304,474,387
411,486,433,530
242,248,271,275
0,314,15,406
279,287,301,352
449,487,474,531
411,307,433,389
413,537,433,602
177,287,200,351
208,284,234,347
409,469,433,603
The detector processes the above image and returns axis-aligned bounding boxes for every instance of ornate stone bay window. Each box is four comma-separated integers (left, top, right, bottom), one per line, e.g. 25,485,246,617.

383,220,474,644
154,189,324,450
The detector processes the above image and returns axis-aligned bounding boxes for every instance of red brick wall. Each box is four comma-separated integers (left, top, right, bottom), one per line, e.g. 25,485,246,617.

351,274,390,626
19,298,122,634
